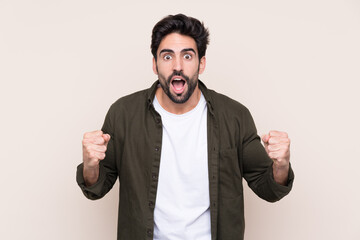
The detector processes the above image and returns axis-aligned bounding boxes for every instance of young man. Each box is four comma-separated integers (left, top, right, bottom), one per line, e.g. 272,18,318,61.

77,14,294,240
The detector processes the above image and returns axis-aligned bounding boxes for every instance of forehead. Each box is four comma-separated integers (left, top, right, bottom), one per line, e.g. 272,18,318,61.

157,33,198,55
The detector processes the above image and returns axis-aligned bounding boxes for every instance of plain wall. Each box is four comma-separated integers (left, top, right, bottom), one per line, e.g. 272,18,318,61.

1,0,359,239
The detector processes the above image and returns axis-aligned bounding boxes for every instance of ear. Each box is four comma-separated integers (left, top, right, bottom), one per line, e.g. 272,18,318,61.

199,56,206,74
152,57,158,75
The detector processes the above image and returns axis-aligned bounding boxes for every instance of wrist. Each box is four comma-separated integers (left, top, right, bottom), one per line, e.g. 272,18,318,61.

272,161,290,186
272,158,289,170
83,157,100,170
83,164,100,187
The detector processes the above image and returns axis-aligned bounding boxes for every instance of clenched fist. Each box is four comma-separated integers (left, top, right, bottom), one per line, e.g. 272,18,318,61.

82,130,111,186
262,130,290,185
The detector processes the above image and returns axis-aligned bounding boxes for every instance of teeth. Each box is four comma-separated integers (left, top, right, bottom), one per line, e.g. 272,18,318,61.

174,78,181,81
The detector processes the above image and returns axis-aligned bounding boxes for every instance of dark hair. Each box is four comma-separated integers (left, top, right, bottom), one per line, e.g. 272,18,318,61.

151,14,209,61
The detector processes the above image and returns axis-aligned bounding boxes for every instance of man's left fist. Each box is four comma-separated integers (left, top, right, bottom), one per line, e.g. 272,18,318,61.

262,130,290,168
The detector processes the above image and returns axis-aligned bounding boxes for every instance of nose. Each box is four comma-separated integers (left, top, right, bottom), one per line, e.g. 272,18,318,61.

172,56,183,71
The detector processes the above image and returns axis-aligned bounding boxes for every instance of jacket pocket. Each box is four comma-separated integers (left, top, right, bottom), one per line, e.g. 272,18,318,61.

219,148,243,198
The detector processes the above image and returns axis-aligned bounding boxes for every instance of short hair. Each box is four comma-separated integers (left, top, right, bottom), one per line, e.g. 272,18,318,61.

151,14,210,61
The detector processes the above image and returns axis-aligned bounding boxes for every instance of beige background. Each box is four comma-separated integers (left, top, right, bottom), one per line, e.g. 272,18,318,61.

1,0,359,239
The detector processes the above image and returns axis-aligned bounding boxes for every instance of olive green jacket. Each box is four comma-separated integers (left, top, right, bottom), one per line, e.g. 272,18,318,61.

77,80,294,240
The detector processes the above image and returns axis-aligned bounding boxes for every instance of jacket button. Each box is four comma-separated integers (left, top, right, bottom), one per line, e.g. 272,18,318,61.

149,201,154,207
155,147,159,151
152,174,158,180
147,229,152,236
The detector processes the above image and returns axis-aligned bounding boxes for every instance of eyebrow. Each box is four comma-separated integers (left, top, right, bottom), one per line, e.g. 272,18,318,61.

181,48,196,55
159,48,197,56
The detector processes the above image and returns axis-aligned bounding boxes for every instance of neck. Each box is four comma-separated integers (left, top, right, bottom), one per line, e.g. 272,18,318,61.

155,86,201,115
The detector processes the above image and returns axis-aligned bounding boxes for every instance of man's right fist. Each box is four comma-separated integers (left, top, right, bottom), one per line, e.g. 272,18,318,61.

82,130,111,168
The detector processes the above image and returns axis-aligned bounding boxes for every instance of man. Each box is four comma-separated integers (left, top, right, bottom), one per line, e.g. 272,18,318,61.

77,14,294,240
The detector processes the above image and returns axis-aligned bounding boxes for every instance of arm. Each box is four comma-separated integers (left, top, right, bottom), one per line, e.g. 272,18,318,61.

241,109,294,202
76,106,119,200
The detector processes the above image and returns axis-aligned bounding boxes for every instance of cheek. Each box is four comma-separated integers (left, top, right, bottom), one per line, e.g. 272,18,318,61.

157,70,170,83
185,63,200,75
157,63,172,73
184,59,200,69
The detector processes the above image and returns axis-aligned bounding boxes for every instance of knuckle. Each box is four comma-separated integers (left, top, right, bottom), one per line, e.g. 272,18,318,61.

98,146,106,152
83,133,89,139
89,152,98,159
85,145,92,153
99,153,106,160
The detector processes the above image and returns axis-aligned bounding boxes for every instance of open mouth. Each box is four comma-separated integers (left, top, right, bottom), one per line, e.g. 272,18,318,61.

171,78,186,94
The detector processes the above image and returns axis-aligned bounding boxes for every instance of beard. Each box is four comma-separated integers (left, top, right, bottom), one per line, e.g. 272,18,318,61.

158,69,199,104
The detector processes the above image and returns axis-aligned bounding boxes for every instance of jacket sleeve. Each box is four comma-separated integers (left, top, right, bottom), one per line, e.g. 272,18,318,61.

76,105,119,200
240,108,294,202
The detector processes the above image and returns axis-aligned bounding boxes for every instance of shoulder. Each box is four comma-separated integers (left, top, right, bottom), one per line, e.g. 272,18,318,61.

108,88,150,115
206,88,251,117
204,87,258,141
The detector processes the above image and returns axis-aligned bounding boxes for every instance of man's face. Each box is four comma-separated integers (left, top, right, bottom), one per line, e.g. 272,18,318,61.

153,33,206,104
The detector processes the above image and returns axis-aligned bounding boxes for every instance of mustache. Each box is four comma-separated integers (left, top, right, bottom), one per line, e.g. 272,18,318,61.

167,71,190,83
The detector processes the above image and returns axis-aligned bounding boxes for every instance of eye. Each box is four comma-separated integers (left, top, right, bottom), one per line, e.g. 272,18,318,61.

163,55,172,60
184,54,192,60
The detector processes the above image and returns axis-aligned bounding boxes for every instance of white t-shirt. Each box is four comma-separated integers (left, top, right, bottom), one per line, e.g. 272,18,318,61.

153,93,211,240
